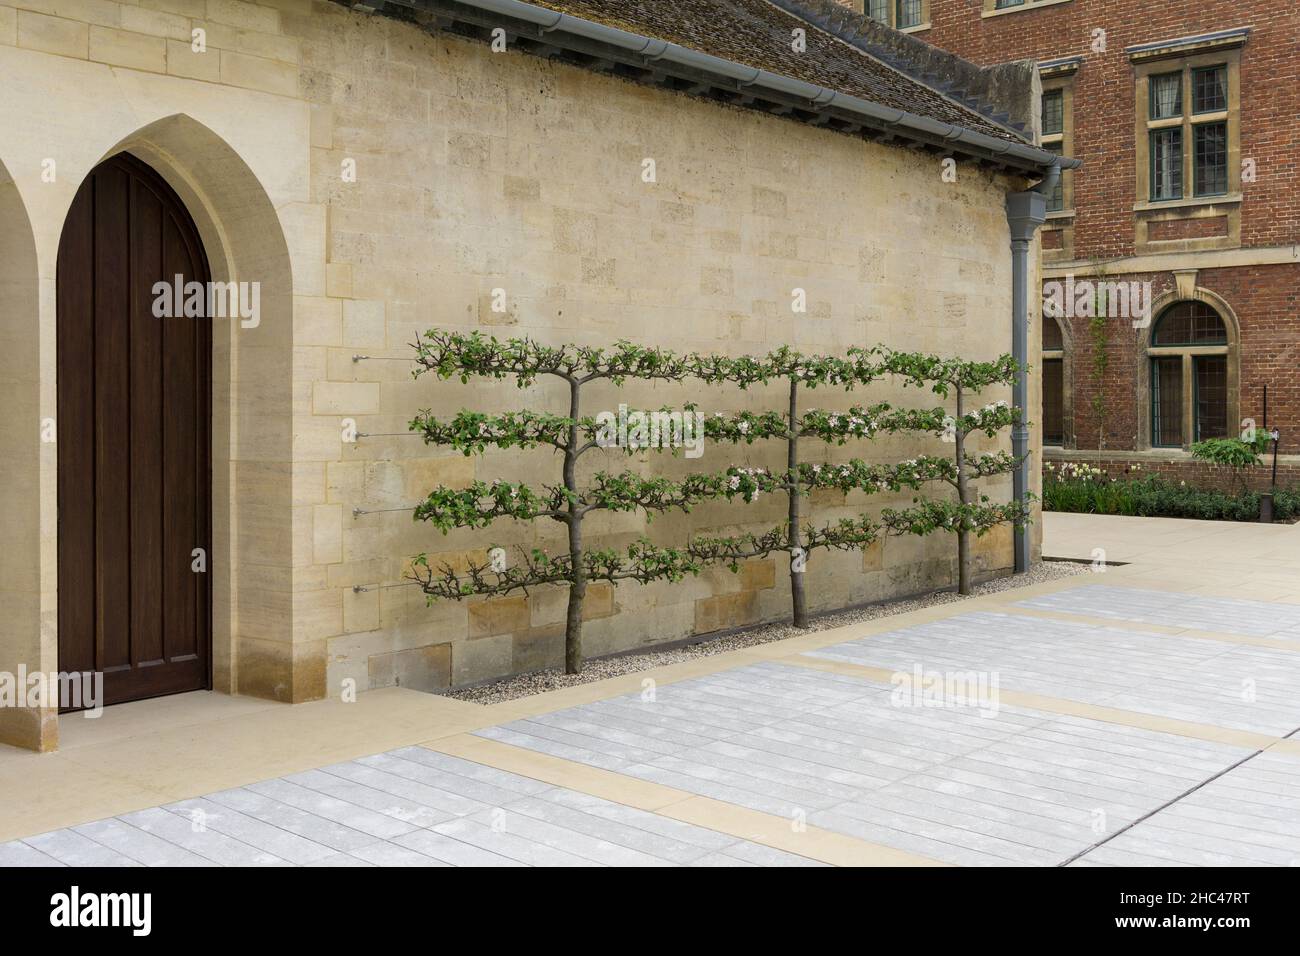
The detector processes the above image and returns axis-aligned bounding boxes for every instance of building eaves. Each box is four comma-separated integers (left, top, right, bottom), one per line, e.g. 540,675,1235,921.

338,0,1079,175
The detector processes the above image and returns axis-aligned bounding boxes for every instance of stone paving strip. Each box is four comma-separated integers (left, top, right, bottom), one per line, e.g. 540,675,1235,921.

804,611,1300,736
1071,752,1300,867
1016,585,1300,640
474,660,1267,866
0,749,822,867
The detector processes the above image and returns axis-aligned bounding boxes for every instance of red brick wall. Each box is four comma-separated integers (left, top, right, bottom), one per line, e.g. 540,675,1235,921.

1147,217,1229,241
922,1,1300,259
914,2,1299,458
1056,263,1300,451
1045,452,1300,493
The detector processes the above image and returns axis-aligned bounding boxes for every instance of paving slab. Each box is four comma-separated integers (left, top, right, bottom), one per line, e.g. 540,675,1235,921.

475,659,1263,866
1073,752,1300,867
2,748,819,868
1017,584,1300,640
804,611,1300,736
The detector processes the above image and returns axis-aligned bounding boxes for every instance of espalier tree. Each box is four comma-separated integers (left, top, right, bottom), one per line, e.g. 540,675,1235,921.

407,330,716,674
686,347,1026,622
406,331,1030,675
871,349,1031,594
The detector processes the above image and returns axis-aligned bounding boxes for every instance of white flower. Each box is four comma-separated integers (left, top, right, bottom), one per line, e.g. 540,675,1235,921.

737,421,749,434
728,476,741,490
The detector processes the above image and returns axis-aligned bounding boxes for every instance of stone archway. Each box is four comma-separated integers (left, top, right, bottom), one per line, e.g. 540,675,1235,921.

0,158,50,750
90,115,309,704
1136,286,1242,450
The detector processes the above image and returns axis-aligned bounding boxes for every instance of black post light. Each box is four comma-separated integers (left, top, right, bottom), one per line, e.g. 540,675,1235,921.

1260,426,1280,524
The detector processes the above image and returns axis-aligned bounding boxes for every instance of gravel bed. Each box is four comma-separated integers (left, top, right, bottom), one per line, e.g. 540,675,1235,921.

444,561,1089,705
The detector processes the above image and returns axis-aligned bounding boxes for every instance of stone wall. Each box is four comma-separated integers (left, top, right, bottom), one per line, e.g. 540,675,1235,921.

0,0,1035,748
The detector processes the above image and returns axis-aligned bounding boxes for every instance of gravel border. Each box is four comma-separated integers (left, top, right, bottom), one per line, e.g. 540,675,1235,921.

443,561,1088,706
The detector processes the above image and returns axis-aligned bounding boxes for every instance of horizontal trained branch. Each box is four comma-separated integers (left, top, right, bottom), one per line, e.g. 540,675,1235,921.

410,540,708,600
868,347,1020,396
412,330,698,387
412,457,984,532
880,496,1035,537
411,402,1023,458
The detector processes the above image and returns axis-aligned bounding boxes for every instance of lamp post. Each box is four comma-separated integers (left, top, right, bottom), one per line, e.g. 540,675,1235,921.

1260,427,1281,523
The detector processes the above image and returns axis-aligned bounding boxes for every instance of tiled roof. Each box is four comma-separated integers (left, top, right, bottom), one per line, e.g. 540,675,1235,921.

521,0,1027,142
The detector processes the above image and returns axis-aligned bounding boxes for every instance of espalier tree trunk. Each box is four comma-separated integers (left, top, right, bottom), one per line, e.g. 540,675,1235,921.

787,379,807,627
873,349,1032,597
408,331,711,674
689,345,1006,626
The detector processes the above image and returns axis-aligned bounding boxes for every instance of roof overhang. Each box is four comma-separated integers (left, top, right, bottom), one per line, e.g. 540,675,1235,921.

1125,27,1250,63
338,0,1079,176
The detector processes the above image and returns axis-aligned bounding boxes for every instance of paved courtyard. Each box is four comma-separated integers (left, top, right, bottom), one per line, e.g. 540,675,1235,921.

2,514,1298,866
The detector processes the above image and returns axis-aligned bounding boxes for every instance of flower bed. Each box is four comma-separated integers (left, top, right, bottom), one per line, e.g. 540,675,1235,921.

1043,461,1300,522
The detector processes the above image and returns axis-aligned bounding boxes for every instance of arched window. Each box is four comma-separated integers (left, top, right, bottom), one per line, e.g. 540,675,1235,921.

1149,302,1229,447
1042,316,1065,445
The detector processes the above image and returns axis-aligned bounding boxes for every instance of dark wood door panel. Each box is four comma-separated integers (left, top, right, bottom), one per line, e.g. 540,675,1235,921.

57,153,212,710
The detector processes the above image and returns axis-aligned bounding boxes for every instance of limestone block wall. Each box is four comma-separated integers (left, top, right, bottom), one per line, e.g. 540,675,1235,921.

0,0,1040,748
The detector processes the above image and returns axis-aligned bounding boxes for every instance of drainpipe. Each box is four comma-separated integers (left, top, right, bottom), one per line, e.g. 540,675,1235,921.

1005,164,1058,573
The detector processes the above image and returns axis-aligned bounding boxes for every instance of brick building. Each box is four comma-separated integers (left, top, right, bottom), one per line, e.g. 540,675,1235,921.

839,0,1299,487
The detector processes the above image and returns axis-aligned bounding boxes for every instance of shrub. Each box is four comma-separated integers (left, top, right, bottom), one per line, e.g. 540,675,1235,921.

1043,462,1299,523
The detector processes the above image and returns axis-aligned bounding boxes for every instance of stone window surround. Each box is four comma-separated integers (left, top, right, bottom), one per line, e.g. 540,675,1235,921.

854,0,931,33
1041,312,1074,449
982,0,1073,19
1131,35,1245,255
1039,57,1079,263
1136,283,1241,452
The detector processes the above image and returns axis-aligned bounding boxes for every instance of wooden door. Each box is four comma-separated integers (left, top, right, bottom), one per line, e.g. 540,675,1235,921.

57,153,211,710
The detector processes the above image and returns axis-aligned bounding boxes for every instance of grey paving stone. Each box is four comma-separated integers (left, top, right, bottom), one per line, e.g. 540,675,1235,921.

280,768,455,827
317,759,491,817
347,842,451,867
535,788,736,852
15,584,1300,867
71,818,212,867
477,657,1262,866
202,788,383,853
718,840,826,867
499,794,713,864
1017,585,1300,639
384,747,552,796
805,610,1300,735
464,804,676,867
24,827,143,867
0,839,65,867
116,807,289,866
243,778,420,839
689,852,759,866
1082,752,1300,867
428,817,600,866
163,796,340,864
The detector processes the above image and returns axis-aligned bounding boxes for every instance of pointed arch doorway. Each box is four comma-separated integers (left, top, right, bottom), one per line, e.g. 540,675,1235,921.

57,153,212,709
